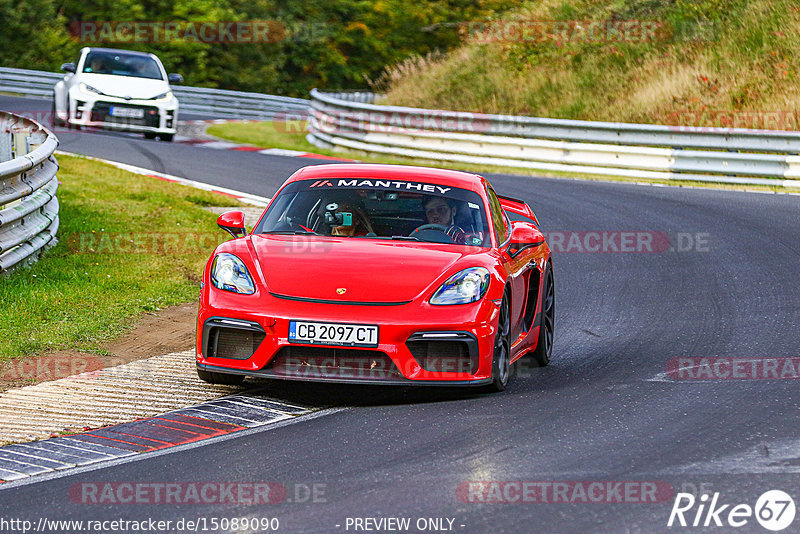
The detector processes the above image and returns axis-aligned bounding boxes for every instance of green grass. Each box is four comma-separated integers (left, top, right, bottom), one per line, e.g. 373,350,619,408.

0,155,240,363
207,120,317,153
206,120,800,194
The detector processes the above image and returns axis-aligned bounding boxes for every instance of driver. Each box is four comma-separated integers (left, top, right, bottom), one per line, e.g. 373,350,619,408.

420,196,466,243
423,196,456,226
88,57,109,74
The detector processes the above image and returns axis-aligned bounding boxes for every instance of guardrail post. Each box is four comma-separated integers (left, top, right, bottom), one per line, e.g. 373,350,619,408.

0,129,11,163
12,130,31,158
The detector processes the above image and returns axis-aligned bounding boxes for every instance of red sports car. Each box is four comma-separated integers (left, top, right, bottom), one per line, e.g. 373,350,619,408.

196,164,554,391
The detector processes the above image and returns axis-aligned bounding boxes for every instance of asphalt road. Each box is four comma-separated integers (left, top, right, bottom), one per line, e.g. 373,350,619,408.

2,95,799,533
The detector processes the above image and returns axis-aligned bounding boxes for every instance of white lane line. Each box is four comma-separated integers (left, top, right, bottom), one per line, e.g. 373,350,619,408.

0,393,309,480
0,351,245,444
0,408,345,491
0,450,73,469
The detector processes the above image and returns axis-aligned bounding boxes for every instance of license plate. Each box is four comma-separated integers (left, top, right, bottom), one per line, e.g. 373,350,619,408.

288,321,379,348
109,106,144,118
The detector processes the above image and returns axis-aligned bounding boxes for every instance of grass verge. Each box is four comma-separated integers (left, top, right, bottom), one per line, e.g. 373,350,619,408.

0,154,240,363
207,121,800,194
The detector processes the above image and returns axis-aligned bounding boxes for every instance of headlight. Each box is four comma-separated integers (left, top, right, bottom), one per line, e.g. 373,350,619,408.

211,253,255,295
153,91,173,102
79,83,102,95
430,267,490,305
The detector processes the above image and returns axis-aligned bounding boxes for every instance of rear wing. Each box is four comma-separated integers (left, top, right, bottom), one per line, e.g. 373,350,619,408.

498,195,539,226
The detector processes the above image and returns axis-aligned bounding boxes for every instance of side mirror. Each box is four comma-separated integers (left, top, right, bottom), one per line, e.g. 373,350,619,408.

507,221,544,258
61,63,76,73
168,73,184,84
217,211,247,239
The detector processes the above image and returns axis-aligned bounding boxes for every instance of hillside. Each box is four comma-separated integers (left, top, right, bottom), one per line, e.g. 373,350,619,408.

378,0,800,128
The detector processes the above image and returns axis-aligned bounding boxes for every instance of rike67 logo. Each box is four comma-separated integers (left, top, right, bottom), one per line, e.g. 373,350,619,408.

668,490,796,531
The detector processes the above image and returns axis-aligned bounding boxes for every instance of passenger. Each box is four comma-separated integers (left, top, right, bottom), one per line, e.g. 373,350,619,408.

328,202,374,236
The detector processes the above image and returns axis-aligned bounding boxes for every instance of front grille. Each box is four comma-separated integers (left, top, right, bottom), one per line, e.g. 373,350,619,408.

90,102,160,127
407,338,477,374
266,346,403,381
207,327,265,360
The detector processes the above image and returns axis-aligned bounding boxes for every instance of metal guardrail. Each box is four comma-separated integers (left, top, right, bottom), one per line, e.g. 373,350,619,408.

308,89,800,187
0,112,60,273
175,85,309,120
0,67,310,120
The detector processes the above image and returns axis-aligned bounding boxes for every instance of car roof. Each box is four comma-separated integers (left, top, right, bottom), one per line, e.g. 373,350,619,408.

82,47,155,58
289,164,487,192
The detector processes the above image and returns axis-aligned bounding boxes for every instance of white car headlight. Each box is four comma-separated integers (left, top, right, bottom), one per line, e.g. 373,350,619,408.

153,91,173,102
211,253,255,295
430,267,490,305
79,82,102,95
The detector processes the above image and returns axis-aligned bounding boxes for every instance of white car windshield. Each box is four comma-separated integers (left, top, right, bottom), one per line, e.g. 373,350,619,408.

82,51,163,80
255,178,491,246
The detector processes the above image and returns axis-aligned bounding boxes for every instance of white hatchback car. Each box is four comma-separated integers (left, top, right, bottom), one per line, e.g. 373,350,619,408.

53,47,182,141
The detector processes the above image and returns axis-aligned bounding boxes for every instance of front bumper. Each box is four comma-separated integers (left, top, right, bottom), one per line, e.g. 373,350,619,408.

196,290,500,386
68,92,178,134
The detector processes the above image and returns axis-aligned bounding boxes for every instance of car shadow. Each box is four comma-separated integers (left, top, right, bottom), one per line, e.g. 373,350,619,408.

241,378,490,408
237,358,555,408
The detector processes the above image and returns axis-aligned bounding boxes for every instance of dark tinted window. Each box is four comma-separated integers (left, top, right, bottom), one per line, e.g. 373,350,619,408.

82,51,163,80
487,186,508,244
255,178,491,247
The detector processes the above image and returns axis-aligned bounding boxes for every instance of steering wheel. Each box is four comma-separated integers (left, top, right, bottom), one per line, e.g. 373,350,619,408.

411,223,450,235
410,223,467,244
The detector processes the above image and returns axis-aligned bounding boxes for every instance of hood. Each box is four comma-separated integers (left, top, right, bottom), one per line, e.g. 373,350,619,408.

78,73,169,100
250,235,483,303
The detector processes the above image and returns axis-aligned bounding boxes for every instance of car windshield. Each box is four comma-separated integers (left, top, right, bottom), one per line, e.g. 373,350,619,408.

255,178,491,247
82,51,163,80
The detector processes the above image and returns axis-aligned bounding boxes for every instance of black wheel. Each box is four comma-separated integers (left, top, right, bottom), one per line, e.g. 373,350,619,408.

144,132,157,140
488,293,511,392
532,262,554,366
159,133,174,142
197,369,245,385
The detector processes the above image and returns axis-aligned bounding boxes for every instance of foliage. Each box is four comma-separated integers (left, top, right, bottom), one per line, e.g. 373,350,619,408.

0,0,514,96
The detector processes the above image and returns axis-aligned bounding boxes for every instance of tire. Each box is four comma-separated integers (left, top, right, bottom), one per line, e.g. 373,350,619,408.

488,293,511,392
532,262,554,367
197,369,245,386
144,132,157,140
159,133,174,142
